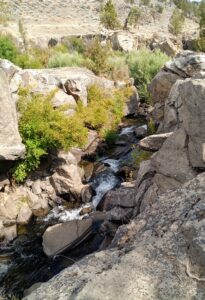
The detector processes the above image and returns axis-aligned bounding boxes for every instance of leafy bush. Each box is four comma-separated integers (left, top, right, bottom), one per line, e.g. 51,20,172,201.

13,83,131,182
100,0,121,30
85,38,111,75
132,149,152,167
105,129,118,146
63,37,86,54
13,88,88,182
15,53,43,69
126,48,169,102
140,0,150,6
125,7,141,29
107,54,129,80
168,8,185,36
48,51,88,68
76,84,132,137
0,35,18,63
147,117,156,135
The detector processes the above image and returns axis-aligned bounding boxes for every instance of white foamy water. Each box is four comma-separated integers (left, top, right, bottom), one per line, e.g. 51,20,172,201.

92,172,120,207
43,151,122,222
43,205,83,222
103,159,120,173
119,126,135,136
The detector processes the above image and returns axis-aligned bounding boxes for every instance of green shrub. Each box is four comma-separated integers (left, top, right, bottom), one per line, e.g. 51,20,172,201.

13,89,88,182
15,53,43,69
126,48,169,102
107,54,129,80
85,38,111,75
13,83,131,182
168,8,185,36
147,117,156,135
105,129,118,146
76,84,132,137
100,0,121,30
125,7,141,29
0,35,18,63
63,37,86,54
48,51,88,68
140,0,150,6
132,149,152,167
173,0,200,18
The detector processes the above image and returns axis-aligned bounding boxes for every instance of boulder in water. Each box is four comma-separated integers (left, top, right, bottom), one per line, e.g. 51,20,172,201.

42,219,93,257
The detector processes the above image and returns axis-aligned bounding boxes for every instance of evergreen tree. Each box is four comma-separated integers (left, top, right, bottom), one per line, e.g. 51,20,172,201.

168,8,185,36
124,7,141,29
100,0,121,30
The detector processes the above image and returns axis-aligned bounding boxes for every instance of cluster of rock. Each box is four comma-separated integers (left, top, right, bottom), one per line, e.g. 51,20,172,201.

24,172,205,300
0,59,138,244
24,51,205,299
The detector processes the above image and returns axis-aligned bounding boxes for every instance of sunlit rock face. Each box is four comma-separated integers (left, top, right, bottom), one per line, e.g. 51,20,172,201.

0,69,25,160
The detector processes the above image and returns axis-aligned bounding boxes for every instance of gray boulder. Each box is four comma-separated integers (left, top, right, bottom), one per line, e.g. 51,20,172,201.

42,219,93,257
151,129,197,183
165,51,205,78
0,69,25,160
148,70,180,104
134,125,147,138
102,184,136,211
179,78,205,168
139,132,173,151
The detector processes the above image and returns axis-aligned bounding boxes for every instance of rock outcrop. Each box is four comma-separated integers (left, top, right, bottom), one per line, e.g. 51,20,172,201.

0,69,25,160
149,51,205,129
24,173,205,300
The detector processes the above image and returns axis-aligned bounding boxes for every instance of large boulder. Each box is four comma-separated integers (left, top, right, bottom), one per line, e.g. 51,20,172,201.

159,79,184,133
27,190,49,217
149,52,205,129
8,64,114,107
179,78,205,168
51,164,85,198
151,129,197,183
148,70,180,104
42,219,93,257
0,69,25,160
123,86,139,115
160,77,205,168
110,31,136,52
102,184,136,211
139,132,173,151
164,51,205,78
157,39,178,57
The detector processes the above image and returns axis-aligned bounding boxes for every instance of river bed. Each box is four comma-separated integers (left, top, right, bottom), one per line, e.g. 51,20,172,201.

0,119,143,299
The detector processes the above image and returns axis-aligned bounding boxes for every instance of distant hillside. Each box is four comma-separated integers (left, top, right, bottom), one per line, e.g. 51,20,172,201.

1,0,199,46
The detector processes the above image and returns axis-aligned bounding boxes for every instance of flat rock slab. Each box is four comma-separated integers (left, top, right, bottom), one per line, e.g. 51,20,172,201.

42,219,93,257
139,132,173,151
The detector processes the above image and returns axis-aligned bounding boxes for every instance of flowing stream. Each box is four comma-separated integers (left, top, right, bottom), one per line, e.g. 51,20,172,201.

0,120,142,299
